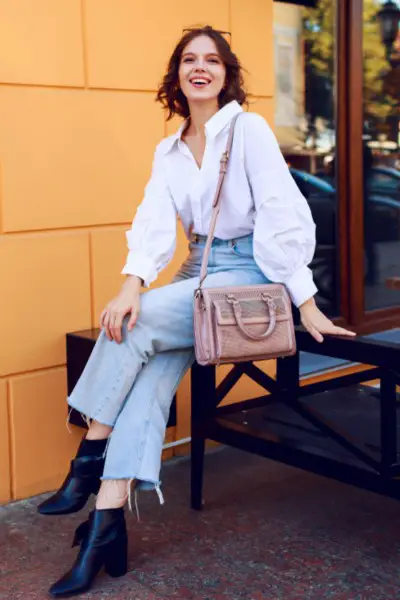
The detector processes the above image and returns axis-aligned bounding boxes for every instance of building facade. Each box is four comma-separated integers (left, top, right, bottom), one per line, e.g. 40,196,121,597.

0,0,399,504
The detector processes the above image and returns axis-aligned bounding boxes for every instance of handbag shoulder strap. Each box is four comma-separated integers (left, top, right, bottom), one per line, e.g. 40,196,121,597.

198,112,242,288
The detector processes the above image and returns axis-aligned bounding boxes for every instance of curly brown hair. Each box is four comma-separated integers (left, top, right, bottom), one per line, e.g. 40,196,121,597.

156,25,247,121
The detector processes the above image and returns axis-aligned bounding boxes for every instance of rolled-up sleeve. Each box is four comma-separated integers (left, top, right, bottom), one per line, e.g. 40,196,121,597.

243,114,318,307
121,143,177,287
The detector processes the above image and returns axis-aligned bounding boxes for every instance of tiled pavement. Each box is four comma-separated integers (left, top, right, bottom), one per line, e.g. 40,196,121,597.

1,447,400,600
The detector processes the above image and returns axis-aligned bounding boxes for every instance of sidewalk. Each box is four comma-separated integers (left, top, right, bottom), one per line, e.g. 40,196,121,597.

1,446,400,599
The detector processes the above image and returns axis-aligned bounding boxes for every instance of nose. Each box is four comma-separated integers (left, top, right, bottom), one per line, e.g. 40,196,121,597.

193,57,207,71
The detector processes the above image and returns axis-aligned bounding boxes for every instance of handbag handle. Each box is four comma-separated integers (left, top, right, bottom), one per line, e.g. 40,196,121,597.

198,113,242,289
226,293,277,341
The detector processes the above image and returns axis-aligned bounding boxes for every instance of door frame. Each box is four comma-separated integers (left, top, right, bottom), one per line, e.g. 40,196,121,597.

338,0,400,332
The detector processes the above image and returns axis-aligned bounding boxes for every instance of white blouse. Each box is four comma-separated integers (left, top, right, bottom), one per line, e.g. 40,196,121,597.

122,100,318,307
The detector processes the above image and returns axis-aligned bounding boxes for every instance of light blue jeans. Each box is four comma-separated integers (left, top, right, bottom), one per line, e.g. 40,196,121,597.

67,234,269,500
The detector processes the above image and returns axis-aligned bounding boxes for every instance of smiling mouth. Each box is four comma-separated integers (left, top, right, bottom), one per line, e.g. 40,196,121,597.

189,78,211,88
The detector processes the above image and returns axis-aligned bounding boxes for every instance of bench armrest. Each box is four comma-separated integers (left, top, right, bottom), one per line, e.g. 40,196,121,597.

295,326,400,370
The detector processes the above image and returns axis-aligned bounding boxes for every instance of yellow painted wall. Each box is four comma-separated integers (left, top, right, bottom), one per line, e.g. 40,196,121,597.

0,0,275,503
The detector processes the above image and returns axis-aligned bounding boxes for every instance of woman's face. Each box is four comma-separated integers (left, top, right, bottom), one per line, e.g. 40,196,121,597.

178,35,226,107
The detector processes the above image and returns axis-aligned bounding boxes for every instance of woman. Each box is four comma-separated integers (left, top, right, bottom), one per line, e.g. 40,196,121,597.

40,25,354,598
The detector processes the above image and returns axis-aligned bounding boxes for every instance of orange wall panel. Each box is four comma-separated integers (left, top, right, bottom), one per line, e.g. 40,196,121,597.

0,161,3,232
9,368,82,500
90,227,129,326
90,222,189,324
85,0,230,91
0,88,165,232
151,221,189,287
231,0,274,97
0,233,91,375
0,379,10,503
0,0,84,86
166,115,184,138
248,97,274,127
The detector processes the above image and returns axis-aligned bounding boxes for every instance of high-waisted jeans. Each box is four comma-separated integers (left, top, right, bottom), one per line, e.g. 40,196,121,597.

67,233,270,502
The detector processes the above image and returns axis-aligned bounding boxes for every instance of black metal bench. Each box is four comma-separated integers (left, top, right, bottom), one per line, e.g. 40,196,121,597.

66,329,177,429
66,328,400,509
190,328,400,509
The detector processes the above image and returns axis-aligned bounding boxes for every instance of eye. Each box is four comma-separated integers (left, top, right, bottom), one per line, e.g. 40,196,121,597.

208,58,220,64
182,57,194,63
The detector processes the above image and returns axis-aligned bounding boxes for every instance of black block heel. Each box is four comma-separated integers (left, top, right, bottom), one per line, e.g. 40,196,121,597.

104,538,128,578
49,508,128,598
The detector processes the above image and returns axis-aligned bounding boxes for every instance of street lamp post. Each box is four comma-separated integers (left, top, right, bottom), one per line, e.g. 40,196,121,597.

376,0,400,63
376,1,400,149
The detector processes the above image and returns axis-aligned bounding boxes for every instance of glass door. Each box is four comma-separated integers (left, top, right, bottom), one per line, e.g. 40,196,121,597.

362,0,400,312
273,0,400,332
273,0,342,318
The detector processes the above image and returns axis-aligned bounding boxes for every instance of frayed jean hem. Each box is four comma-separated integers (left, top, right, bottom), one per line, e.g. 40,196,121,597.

100,476,160,492
98,477,165,520
66,398,116,429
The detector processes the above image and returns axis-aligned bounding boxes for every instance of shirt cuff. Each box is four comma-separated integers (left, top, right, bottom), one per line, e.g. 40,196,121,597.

121,251,158,288
286,265,318,307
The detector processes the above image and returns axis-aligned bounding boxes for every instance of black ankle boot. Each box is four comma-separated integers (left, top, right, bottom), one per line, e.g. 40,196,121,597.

49,508,128,598
38,438,107,516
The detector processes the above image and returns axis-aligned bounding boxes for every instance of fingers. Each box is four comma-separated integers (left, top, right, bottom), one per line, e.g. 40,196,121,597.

320,324,356,337
111,313,124,344
100,287,140,342
101,307,137,343
300,303,357,343
127,311,138,332
100,308,108,328
103,309,136,343
102,309,113,341
303,321,356,342
306,323,324,343
107,312,124,344
333,326,356,337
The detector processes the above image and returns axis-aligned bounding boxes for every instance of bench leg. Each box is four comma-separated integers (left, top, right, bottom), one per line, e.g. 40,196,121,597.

190,362,216,510
191,435,205,510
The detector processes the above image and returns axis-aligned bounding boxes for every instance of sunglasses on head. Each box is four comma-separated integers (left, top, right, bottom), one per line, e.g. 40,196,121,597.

182,27,232,45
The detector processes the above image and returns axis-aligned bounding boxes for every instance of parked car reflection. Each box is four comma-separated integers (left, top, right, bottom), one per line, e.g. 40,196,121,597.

315,165,400,202
367,166,400,201
290,167,400,246
289,167,400,312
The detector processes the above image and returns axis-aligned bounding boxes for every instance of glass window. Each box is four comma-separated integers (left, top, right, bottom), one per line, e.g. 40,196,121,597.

273,0,339,317
362,0,400,310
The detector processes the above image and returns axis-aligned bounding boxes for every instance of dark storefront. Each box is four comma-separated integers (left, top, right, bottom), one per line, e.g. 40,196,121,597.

274,0,400,333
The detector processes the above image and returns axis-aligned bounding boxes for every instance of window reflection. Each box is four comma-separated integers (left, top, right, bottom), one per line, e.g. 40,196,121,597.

363,0,400,310
363,146,400,309
273,0,400,315
273,0,339,316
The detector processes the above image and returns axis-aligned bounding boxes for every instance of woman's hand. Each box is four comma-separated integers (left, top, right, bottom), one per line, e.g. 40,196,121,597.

100,275,142,343
299,297,356,343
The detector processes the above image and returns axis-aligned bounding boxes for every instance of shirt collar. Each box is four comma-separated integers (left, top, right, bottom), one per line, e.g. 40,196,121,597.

163,100,243,155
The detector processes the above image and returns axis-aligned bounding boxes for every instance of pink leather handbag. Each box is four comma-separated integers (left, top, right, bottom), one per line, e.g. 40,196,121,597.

193,114,296,366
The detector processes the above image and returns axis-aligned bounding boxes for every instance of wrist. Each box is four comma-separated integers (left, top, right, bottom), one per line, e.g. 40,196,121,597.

299,296,316,311
123,275,142,291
